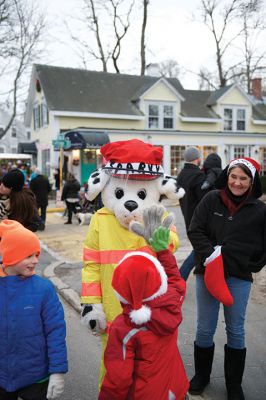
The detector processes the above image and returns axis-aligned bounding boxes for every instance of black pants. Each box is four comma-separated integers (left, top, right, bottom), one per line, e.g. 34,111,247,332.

0,381,49,400
66,201,79,222
37,205,47,223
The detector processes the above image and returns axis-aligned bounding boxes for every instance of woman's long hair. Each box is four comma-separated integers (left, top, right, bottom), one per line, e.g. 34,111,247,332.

9,187,37,225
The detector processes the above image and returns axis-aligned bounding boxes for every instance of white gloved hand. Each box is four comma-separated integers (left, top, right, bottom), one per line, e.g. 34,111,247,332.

47,373,65,399
81,303,107,334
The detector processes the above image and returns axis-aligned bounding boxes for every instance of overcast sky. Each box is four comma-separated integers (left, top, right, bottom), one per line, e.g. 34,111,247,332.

37,0,266,89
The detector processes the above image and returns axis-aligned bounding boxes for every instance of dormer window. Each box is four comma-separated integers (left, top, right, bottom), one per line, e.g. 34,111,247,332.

147,102,175,130
223,107,246,131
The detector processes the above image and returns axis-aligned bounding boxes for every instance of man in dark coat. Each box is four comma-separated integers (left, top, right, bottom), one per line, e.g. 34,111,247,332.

30,168,51,226
177,147,209,280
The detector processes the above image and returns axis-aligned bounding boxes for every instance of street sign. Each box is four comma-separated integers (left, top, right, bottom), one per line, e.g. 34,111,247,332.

52,133,71,151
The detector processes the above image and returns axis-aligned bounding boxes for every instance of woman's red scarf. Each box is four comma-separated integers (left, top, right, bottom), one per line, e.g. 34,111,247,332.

220,186,251,216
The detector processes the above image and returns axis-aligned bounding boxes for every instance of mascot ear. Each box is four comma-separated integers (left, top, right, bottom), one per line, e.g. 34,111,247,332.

85,169,110,201
157,175,185,200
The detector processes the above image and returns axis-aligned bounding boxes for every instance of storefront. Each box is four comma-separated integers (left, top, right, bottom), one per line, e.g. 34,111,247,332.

62,129,110,184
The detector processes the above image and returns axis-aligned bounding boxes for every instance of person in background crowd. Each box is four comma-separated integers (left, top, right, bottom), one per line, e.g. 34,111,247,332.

201,153,222,190
177,147,208,280
0,169,44,232
16,161,27,183
29,165,38,181
0,219,68,399
61,173,81,224
53,168,60,191
187,157,266,400
30,168,51,227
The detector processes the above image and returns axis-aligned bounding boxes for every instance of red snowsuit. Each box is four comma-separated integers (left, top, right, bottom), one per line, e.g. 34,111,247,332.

99,250,189,400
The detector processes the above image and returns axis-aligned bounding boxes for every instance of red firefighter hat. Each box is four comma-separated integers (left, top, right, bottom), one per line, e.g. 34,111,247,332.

100,139,164,180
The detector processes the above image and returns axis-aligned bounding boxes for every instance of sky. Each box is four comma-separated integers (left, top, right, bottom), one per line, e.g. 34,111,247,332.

36,0,214,88
28,0,266,90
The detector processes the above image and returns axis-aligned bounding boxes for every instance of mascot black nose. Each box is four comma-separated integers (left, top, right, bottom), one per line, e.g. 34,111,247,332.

124,200,138,212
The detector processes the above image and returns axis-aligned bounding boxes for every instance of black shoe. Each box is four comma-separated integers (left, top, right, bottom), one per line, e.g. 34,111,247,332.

64,221,72,224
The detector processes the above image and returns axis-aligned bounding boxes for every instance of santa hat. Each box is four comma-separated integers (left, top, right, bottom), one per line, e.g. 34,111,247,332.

100,139,164,180
228,157,261,180
204,246,233,307
0,220,40,266
112,251,168,324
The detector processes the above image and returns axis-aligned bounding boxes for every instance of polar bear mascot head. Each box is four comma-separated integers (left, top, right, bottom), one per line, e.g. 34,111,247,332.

86,139,185,228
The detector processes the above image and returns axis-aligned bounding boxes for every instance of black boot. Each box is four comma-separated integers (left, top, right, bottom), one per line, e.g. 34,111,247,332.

224,345,246,400
189,342,215,395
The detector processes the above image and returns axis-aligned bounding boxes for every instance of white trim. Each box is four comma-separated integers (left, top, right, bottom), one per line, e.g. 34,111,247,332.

180,116,220,123
50,110,144,120
252,119,266,125
139,77,185,102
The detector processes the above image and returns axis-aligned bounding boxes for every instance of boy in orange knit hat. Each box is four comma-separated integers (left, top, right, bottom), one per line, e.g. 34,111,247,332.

0,220,68,400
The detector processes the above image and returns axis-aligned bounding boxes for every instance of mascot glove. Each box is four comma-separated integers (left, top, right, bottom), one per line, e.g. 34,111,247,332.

47,374,65,399
149,226,170,252
130,204,174,242
81,303,107,334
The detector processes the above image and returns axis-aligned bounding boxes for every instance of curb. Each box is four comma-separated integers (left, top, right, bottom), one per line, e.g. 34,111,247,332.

46,207,65,213
41,242,82,314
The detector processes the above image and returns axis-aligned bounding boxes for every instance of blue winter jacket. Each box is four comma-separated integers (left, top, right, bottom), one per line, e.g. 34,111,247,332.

0,274,68,392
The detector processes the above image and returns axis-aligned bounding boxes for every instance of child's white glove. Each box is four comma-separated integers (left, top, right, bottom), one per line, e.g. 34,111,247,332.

47,373,65,399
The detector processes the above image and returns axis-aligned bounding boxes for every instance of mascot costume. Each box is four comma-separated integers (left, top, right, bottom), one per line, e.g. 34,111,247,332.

80,138,185,384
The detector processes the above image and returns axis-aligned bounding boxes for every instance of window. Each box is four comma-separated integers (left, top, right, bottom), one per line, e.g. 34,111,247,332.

171,146,185,175
27,131,31,140
148,105,159,128
33,101,49,130
234,146,246,159
223,107,246,131
163,105,173,128
147,102,175,130
42,102,49,125
11,147,17,153
11,125,17,137
0,147,4,153
42,149,50,177
202,146,217,160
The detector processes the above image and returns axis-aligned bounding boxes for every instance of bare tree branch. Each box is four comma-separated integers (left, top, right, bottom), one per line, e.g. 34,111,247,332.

0,0,45,139
140,0,148,75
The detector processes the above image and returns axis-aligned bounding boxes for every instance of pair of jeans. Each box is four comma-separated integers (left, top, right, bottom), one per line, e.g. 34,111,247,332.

180,250,195,281
195,275,251,349
0,381,48,400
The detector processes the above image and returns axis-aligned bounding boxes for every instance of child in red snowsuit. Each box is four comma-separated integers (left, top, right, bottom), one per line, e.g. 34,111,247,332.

99,226,189,400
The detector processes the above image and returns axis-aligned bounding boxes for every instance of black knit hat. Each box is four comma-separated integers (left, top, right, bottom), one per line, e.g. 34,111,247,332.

2,169,25,192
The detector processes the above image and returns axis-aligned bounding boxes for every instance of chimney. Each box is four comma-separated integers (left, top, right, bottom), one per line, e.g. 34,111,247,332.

251,78,262,100
145,63,161,77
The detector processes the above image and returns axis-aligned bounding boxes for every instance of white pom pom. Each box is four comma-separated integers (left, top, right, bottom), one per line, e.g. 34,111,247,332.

130,305,151,325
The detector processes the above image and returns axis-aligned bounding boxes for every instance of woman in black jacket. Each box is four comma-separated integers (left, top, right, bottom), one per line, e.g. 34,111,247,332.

61,173,81,224
187,157,266,400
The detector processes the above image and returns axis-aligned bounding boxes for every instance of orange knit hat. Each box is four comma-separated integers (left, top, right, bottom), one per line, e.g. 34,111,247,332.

0,220,41,266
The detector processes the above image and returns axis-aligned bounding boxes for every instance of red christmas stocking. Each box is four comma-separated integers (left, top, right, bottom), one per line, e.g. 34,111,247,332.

204,246,234,306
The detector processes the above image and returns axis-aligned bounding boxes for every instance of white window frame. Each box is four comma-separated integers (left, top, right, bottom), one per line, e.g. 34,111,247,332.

222,106,247,132
146,101,176,130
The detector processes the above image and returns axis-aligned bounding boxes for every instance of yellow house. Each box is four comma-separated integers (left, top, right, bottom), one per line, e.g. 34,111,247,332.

24,65,266,183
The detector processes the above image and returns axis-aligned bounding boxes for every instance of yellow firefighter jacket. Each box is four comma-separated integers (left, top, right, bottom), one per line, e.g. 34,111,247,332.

81,207,179,325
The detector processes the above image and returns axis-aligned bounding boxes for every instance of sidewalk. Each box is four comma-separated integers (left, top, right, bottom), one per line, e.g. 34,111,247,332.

38,207,266,400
